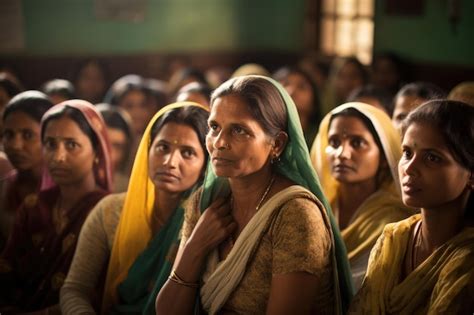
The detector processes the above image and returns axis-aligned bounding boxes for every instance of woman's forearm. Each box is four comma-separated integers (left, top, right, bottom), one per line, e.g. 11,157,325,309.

155,241,207,314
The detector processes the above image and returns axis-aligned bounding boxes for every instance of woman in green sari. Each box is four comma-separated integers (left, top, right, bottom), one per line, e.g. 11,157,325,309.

60,102,209,314
156,75,353,314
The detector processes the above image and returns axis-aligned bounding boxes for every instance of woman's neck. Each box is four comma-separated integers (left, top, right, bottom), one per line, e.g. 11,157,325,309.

420,189,471,252
59,173,98,210
337,178,377,229
229,166,274,217
17,169,40,187
153,189,183,226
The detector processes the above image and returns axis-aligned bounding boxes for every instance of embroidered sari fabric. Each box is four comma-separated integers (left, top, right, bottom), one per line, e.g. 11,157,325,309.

350,214,474,314
0,100,112,312
102,102,208,314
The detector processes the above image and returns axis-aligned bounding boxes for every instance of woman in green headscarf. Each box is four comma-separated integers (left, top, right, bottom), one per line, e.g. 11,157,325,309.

156,75,353,314
60,102,209,314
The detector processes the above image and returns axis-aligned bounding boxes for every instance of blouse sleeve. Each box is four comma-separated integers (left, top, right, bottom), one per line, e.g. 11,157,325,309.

271,196,332,277
60,194,123,314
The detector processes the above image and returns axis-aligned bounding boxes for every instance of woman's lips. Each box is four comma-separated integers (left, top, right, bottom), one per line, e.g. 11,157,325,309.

49,167,70,177
211,156,233,166
402,182,421,195
155,171,179,182
332,164,356,172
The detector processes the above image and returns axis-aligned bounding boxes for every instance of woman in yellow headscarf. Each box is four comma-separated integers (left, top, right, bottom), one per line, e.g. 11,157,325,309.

311,102,415,289
60,102,209,314
350,100,474,314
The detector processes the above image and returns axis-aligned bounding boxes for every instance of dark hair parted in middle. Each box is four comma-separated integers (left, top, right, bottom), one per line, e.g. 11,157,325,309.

41,106,99,152
401,99,474,172
150,105,210,159
211,76,288,138
3,90,54,122
329,107,389,186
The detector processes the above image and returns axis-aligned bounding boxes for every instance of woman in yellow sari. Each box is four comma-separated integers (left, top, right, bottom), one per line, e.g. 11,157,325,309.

311,102,415,289
60,102,209,314
350,99,474,313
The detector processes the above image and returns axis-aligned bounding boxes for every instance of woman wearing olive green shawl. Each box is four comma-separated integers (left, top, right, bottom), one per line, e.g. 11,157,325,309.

311,103,415,289
60,102,209,314
156,75,353,314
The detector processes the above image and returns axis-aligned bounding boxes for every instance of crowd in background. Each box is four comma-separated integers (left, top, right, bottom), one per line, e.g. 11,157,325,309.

0,53,473,314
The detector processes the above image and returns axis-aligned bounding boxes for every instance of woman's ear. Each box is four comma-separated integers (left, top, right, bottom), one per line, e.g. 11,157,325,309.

271,131,289,158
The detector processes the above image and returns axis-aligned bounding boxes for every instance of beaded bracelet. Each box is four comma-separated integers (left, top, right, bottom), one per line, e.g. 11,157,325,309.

168,270,199,288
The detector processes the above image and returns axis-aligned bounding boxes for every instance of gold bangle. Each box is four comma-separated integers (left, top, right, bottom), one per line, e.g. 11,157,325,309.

168,270,199,288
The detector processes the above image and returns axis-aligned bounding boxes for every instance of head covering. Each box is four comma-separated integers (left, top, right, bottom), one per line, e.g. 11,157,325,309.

199,75,354,312
102,101,208,312
231,63,270,78
311,102,402,205
448,81,474,106
40,99,112,191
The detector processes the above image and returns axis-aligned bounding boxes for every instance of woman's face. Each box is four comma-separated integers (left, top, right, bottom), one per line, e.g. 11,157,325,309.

76,62,106,102
3,111,43,173
335,62,365,101
119,90,154,135
148,122,205,194
106,127,127,171
43,116,96,187
392,95,426,131
206,94,273,178
326,115,381,185
399,122,471,209
280,72,314,123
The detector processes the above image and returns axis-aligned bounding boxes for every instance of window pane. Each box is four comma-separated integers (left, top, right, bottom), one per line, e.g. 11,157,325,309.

335,18,354,55
356,19,374,64
356,19,374,48
337,0,356,17
322,0,336,14
321,17,335,55
358,0,374,17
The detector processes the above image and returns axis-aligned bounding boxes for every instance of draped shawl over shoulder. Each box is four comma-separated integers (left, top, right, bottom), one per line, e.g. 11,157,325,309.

351,214,474,314
310,102,415,262
198,75,353,314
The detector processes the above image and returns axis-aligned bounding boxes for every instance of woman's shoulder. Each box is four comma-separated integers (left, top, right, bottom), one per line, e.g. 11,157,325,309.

273,185,324,213
381,214,421,237
270,185,330,237
87,193,126,228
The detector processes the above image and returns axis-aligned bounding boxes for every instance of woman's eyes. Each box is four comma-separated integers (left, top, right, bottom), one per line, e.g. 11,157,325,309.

155,143,168,152
207,123,248,136
232,125,247,135
401,148,443,165
328,137,340,148
425,153,442,164
43,139,56,150
208,122,219,131
402,148,412,159
181,148,195,158
327,137,365,148
350,138,366,148
65,141,79,150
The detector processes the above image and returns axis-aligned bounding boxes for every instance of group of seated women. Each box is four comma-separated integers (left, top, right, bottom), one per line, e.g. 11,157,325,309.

0,71,473,314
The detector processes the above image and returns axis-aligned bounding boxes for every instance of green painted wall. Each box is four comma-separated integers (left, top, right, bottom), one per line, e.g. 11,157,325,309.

18,0,305,56
374,0,474,66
